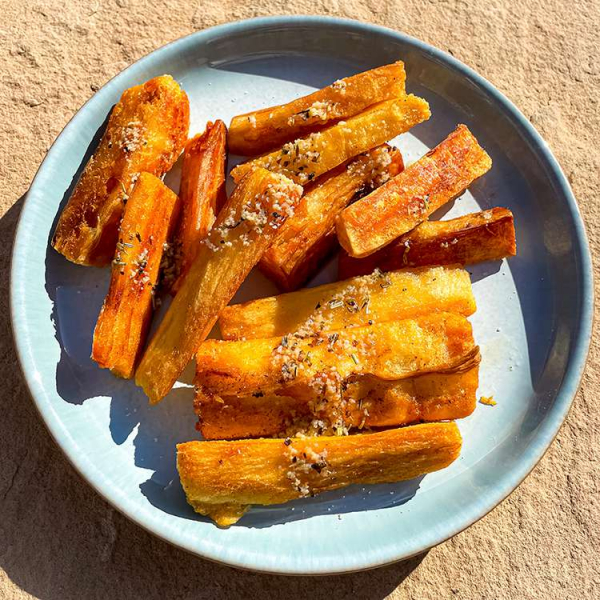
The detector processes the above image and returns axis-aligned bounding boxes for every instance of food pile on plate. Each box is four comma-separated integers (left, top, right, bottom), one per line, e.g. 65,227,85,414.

51,62,516,526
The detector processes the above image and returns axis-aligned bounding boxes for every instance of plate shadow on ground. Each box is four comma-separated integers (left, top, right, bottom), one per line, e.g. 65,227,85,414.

3,195,429,598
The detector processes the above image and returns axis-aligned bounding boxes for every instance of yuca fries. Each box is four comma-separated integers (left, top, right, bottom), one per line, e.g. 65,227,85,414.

197,312,479,397
259,145,404,291
228,61,406,155
230,95,430,185
196,366,479,440
178,422,462,526
169,120,227,293
338,208,516,278
92,174,180,378
53,75,189,266
135,168,303,403
219,265,475,341
337,124,492,258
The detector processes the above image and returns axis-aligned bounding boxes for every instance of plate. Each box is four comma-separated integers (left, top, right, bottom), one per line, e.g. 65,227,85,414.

10,16,593,574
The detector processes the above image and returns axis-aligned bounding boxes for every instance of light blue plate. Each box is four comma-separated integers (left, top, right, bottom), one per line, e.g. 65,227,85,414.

10,16,593,574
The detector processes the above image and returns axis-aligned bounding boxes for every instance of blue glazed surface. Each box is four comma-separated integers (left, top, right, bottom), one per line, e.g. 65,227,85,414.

10,16,593,574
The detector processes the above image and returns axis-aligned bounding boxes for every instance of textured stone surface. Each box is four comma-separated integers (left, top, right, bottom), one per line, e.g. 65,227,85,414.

1,1,598,598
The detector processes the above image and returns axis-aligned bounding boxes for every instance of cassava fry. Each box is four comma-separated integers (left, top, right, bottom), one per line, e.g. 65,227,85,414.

168,120,227,293
336,124,492,258
338,208,516,278
92,174,180,378
135,168,303,403
198,312,479,397
228,62,406,155
52,75,189,266
259,145,404,290
219,265,475,341
230,95,431,185
177,422,462,526
196,366,479,440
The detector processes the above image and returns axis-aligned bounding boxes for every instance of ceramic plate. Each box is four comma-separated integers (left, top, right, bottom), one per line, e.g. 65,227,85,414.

10,16,593,574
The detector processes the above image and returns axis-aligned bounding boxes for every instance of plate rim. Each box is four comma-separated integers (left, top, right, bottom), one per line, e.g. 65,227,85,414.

9,15,594,575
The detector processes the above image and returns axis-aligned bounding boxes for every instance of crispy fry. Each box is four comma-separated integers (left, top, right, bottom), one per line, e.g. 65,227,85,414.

228,62,406,155
91,174,180,378
338,208,516,278
219,265,475,341
168,120,227,293
198,312,479,397
337,124,492,258
230,95,431,185
52,75,189,266
259,145,404,290
135,168,303,403
196,366,479,440
178,422,462,526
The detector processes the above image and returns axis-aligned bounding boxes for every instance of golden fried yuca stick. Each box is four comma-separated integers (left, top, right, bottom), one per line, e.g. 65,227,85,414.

198,312,478,397
168,120,227,293
338,208,516,279
219,265,475,341
135,169,303,403
259,145,404,291
52,75,189,266
196,366,479,440
228,62,406,155
336,124,492,258
230,95,431,185
92,174,180,378
178,422,462,526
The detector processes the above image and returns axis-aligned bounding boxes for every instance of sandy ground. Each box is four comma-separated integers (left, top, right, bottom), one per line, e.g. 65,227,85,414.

1,1,599,598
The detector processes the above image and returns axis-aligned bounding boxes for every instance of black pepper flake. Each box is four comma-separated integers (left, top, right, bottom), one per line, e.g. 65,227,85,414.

252,391,264,398
284,438,292,446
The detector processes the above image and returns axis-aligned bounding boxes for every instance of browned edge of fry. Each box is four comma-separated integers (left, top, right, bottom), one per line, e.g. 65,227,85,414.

134,168,303,404
228,61,406,155
338,207,516,278
259,145,404,291
167,120,228,294
92,173,180,378
52,75,189,266
177,422,462,526
336,124,492,258
195,364,479,440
